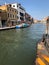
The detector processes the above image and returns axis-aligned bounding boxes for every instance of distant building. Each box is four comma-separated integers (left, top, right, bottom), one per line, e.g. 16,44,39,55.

34,19,38,23
25,13,30,22
41,16,49,23
25,12,34,24
0,4,18,27
11,3,26,23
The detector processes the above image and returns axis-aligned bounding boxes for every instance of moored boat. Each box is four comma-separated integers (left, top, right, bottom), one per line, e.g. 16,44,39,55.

16,24,23,29
22,23,30,28
16,23,30,29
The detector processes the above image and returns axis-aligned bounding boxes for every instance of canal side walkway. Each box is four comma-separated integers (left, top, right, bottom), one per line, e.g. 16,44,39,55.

0,26,16,30
36,35,49,65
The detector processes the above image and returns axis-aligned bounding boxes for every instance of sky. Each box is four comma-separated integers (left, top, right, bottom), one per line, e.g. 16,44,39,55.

0,0,49,20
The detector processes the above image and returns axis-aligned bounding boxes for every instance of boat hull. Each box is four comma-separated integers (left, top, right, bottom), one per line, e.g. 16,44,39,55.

16,23,30,29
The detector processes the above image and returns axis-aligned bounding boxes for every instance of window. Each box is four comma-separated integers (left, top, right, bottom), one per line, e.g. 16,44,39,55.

15,10,16,13
10,14,12,18
13,15,14,18
9,4,11,7
15,15,18,19
15,15,16,18
8,13,9,17
19,7,24,11
20,12,24,16
17,16,19,19
10,9,11,11
17,11,18,14
20,17,24,20
13,5,15,7
7,8,11,11
7,8,9,11
17,5,18,7
12,9,14,12
15,15,17,18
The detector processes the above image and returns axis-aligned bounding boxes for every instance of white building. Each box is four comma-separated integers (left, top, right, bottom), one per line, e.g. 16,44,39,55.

11,3,26,23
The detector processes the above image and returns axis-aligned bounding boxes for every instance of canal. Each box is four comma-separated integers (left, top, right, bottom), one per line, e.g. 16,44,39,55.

0,23,46,65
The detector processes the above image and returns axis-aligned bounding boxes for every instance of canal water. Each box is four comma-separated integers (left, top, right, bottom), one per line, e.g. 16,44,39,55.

0,23,46,65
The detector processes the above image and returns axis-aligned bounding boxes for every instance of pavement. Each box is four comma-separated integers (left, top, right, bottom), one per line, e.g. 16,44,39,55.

36,40,49,65
0,26,16,30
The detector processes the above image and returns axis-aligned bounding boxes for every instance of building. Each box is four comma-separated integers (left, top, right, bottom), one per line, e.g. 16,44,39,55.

0,4,18,27
0,9,7,27
11,3,25,23
25,13,30,22
25,12,34,24
41,16,49,23
33,19,38,23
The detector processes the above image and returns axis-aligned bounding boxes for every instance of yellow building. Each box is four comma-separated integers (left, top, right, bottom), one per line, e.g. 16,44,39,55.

0,4,18,27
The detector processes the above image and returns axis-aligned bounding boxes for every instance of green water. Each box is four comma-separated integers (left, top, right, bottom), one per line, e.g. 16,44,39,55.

0,23,46,65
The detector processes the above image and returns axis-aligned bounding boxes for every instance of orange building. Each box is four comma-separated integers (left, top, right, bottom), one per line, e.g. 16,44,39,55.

0,4,18,27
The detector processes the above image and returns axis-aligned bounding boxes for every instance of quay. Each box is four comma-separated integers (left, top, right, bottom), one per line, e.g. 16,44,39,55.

36,34,49,65
0,26,16,31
